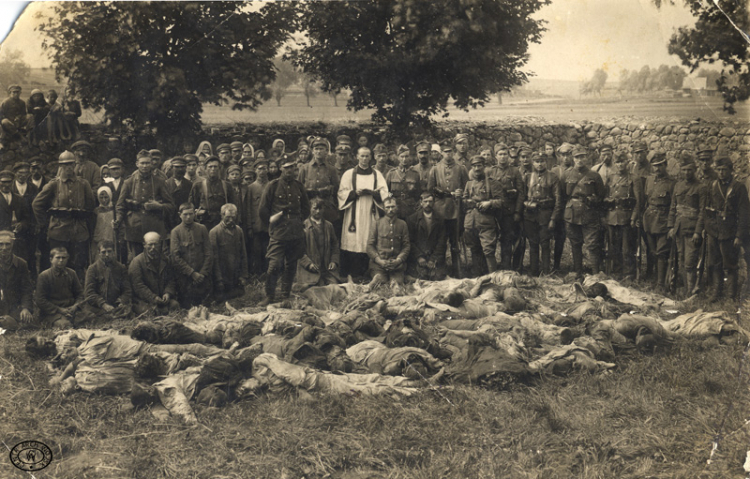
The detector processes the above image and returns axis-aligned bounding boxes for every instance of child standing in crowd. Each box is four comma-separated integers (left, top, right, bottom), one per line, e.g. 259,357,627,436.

90,185,115,263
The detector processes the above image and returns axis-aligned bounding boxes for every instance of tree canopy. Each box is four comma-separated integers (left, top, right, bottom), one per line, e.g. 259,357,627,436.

660,0,749,113
37,1,296,138
290,0,549,128
618,64,686,92
0,49,30,92
580,68,608,96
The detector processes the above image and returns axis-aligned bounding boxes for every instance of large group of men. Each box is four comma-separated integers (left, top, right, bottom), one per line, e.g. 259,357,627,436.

0,123,748,332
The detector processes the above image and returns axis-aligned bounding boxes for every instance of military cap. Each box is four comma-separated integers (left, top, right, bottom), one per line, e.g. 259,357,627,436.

440,140,454,152
531,152,544,162
107,158,124,168
71,140,93,150
58,151,76,164
216,143,231,152
335,144,351,153
632,140,648,153
242,170,255,179
12,161,30,172
0,170,14,181
470,155,485,166
599,138,615,151
515,141,529,149
557,143,574,154
170,157,186,167
227,165,241,176
613,150,629,162
204,155,220,166
678,151,695,168
230,141,243,150
136,149,151,160
279,154,296,168
519,144,532,153
714,155,732,168
373,143,387,154
571,145,588,157
29,157,43,167
697,146,714,158
253,158,269,169
336,135,352,146
183,154,198,164
311,137,328,149
493,142,509,154
454,133,469,143
416,141,430,153
7,85,21,93
397,144,410,155
649,149,667,165
149,149,163,157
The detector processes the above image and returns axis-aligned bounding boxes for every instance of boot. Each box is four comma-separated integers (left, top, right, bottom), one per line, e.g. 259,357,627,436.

501,252,513,271
726,270,739,301
541,247,551,275
279,263,297,300
529,245,540,277
708,269,723,303
260,268,280,306
450,249,461,278
485,254,498,273
685,271,697,296
572,247,583,275
656,258,667,291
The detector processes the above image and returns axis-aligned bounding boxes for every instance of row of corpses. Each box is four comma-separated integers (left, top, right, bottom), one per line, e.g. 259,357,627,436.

27,272,749,423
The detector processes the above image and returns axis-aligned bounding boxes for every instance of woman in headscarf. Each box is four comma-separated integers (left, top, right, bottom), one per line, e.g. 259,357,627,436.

91,185,115,263
195,141,213,178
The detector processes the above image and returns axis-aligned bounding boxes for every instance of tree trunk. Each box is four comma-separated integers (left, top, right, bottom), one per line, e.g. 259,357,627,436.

305,94,311,107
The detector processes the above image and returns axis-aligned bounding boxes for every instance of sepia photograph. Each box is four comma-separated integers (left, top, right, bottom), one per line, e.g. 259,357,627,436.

0,0,749,477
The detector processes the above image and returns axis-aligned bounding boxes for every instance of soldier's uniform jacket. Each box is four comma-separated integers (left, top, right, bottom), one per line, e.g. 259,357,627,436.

258,177,311,241
642,174,675,235
603,172,640,226
629,160,653,208
463,177,502,231
116,170,174,242
386,167,422,219
411,163,433,191
33,176,96,242
189,177,237,230
427,161,469,220
298,159,340,223
524,171,562,225
560,167,605,225
170,222,212,278
486,165,525,216
697,167,718,184
667,179,703,236
366,215,410,263
696,178,750,241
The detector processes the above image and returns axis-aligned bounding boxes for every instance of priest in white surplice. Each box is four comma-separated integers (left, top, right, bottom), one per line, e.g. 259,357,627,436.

337,147,389,278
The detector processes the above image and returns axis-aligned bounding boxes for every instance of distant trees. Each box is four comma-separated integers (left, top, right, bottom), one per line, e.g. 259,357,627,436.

0,49,30,91
290,0,549,128
580,68,608,96
618,64,686,93
302,79,319,108
271,58,300,107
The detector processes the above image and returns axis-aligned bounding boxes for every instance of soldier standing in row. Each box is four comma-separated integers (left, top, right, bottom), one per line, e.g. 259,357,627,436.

560,146,605,276
463,156,502,275
552,143,574,272
524,153,562,276
298,137,340,236
366,196,410,293
412,141,433,191
642,150,674,290
386,145,421,220
602,151,640,278
668,152,703,295
486,143,525,271
630,140,653,278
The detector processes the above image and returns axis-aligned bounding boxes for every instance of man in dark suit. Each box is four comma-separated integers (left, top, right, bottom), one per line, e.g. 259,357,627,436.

165,157,192,228
406,192,447,280
10,162,38,278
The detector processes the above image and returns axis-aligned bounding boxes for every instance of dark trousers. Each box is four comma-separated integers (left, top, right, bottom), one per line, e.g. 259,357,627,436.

566,222,601,274
251,232,270,277
608,225,637,277
14,232,37,280
498,214,520,270
341,250,370,279
553,219,566,270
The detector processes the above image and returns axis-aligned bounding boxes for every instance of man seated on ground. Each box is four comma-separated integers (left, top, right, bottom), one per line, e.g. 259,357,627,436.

296,198,341,291
129,232,179,315
366,196,410,293
170,203,212,307
83,240,132,319
406,192,447,281
36,247,85,329
0,231,34,331
209,203,248,302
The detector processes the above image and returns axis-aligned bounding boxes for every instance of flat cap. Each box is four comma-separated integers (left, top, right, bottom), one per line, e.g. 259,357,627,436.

416,141,430,152
170,157,186,167
183,154,198,163
470,155,485,166
253,158,269,169
311,137,328,148
600,138,615,150
557,143,574,154
242,170,255,179
149,149,162,156
7,85,21,93
572,145,588,157
204,155,220,165
12,161,30,172
649,149,667,165
216,143,231,152
714,156,732,168
336,135,352,145
29,157,43,167
230,141,243,150
493,142,509,154
0,170,14,181
440,140,454,152
454,133,469,143
107,158,124,167
335,144,351,153
71,140,93,150
58,151,76,164
136,149,151,160
227,165,241,176
697,146,714,157
678,151,695,167
373,143,387,154
632,140,648,152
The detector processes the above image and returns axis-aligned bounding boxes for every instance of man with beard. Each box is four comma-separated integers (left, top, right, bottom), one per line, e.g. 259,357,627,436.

296,198,341,291
115,150,174,261
298,137,340,237
33,151,96,280
463,156,503,276
668,152,703,294
259,156,310,305
83,240,132,318
486,142,525,271
412,141,433,191
28,157,48,192
171,203,212,307
386,145,422,220
248,158,271,275
560,145,605,276
36,247,85,328
0,231,34,331
190,156,237,232
338,147,389,278
524,153,562,276
129,232,179,315
427,141,468,277
406,192,447,281
209,203,248,302
71,140,102,189
366,196,410,294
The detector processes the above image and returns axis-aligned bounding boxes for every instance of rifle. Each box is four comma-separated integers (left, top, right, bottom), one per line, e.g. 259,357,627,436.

666,239,678,294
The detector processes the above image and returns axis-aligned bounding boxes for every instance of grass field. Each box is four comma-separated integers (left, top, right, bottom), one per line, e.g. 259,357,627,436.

2,283,750,479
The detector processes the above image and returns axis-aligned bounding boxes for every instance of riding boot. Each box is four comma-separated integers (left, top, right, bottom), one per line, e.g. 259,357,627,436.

726,270,739,301
541,246,551,275
685,271,696,296
528,245,540,277
656,258,667,290
450,249,461,278
501,252,513,271
485,254,498,274
708,269,723,303
260,267,280,306
572,247,583,275
512,240,526,272
279,261,297,300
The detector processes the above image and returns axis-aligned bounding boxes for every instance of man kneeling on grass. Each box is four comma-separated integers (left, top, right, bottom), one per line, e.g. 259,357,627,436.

83,240,132,319
129,232,179,315
0,230,34,331
36,246,84,328
366,196,410,294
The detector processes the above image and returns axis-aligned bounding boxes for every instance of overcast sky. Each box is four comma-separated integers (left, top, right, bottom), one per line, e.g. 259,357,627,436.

0,0,697,82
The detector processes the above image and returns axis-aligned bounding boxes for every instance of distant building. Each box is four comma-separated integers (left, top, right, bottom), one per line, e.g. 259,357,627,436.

683,77,719,98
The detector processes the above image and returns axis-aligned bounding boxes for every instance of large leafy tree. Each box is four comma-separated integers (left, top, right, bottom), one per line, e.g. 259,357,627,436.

291,0,549,128
659,0,749,113
37,2,296,138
